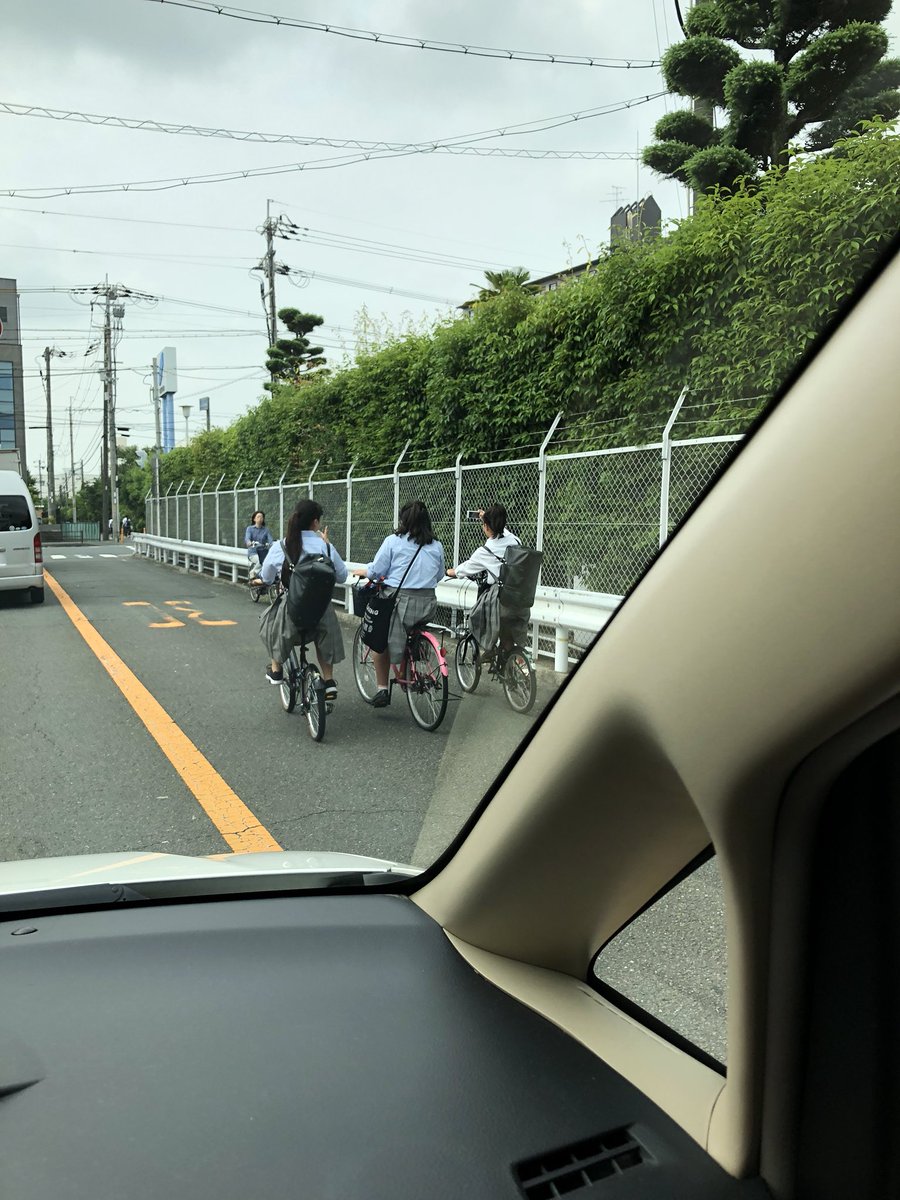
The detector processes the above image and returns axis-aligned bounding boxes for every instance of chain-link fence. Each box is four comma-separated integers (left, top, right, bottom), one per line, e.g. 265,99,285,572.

146,410,743,602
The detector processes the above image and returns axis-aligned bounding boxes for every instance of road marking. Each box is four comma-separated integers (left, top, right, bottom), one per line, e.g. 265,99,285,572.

46,570,281,855
77,554,92,559
164,599,236,627
50,553,67,559
100,553,118,558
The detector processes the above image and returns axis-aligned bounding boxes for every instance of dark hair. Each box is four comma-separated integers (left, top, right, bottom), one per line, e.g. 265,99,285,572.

250,510,266,525
396,499,434,546
482,503,508,539
285,499,323,562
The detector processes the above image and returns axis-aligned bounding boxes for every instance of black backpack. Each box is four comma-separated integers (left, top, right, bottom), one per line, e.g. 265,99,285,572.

282,539,336,631
497,544,542,611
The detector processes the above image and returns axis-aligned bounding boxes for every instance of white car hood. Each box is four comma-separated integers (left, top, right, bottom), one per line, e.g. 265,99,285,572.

0,850,418,897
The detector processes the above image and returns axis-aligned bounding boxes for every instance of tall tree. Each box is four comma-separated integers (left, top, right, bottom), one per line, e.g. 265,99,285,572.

265,309,326,389
643,0,900,193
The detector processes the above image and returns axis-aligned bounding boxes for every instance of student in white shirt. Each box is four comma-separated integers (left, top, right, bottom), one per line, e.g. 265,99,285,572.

447,504,530,657
351,500,445,708
256,499,347,701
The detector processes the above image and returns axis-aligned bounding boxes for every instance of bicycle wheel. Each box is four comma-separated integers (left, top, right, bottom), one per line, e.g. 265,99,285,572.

352,625,379,704
454,633,481,694
502,647,537,715
406,633,448,732
304,664,326,742
250,582,261,603
280,653,298,713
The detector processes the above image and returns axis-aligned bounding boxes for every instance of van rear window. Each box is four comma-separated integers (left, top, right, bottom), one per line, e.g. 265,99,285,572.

0,495,33,531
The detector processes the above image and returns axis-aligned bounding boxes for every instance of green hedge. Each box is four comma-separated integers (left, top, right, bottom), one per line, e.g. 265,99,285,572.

155,121,899,491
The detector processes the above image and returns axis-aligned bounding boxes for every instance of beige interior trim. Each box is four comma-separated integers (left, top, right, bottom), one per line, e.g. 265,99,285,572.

446,931,725,1149
415,247,900,1180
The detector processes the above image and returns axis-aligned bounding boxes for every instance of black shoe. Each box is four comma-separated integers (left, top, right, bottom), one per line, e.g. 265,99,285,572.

372,689,390,708
323,680,338,701
266,667,284,684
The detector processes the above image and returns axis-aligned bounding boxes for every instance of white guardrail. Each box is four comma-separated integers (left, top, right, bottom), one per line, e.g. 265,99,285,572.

133,533,622,671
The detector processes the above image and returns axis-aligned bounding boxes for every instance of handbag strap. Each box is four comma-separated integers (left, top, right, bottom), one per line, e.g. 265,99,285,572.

395,540,424,591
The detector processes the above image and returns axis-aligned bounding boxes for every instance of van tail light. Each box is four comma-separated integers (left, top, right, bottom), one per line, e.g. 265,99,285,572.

33,533,43,563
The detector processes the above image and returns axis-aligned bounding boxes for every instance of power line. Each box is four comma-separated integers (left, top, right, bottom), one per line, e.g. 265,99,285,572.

0,99,639,159
0,93,667,199
140,0,661,68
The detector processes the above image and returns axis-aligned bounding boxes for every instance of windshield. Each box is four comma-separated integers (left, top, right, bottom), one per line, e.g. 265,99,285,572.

2,1,899,884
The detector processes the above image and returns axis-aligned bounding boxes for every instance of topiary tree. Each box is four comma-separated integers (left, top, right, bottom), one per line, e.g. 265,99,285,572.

265,308,326,389
643,0,900,192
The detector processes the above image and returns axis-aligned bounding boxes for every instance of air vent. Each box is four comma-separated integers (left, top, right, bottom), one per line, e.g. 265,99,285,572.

514,1127,647,1198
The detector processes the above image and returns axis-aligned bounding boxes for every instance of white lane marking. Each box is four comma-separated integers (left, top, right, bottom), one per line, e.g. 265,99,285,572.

99,553,118,558
77,554,92,559
50,553,67,559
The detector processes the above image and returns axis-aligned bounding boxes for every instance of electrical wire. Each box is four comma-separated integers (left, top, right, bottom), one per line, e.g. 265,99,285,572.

139,0,661,68
0,99,643,159
0,93,668,199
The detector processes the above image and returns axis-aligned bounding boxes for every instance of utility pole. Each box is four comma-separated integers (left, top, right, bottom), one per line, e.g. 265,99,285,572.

42,345,64,519
152,355,163,525
36,458,44,503
264,199,277,348
101,294,111,540
69,401,77,525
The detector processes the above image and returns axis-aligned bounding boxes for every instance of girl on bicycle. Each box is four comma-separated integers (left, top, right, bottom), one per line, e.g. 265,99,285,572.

244,510,274,577
447,503,529,658
351,500,445,708
257,500,347,702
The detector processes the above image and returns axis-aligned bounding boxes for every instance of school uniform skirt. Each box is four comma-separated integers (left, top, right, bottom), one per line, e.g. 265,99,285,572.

260,594,345,665
385,587,437,664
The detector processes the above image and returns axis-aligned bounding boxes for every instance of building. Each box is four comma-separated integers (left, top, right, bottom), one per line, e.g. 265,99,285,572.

0,278,25,460
609,196,662,246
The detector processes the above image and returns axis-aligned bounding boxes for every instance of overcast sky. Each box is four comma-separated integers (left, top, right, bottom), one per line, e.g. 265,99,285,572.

4,0,897,482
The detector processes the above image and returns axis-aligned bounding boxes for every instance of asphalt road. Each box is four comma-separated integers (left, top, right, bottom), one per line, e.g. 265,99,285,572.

0,545,551,865
1,545,726,1065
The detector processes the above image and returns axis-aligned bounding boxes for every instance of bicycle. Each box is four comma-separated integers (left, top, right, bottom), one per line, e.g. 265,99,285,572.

279,637,330,742
351,595,449,731
453,578,537,715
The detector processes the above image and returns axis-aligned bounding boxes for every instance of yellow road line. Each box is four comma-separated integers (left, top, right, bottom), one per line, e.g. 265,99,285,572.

45,571,281,855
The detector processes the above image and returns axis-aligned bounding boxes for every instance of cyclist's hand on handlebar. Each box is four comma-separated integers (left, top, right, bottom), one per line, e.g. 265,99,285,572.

350,567,369,579
445,568,457,578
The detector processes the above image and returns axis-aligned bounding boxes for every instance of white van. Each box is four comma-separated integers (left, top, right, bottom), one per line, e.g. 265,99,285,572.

0,469,44,604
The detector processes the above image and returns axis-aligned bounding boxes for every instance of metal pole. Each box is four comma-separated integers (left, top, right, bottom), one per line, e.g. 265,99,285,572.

174,481,183,541
265,199,277,351
659,386,689,548
164,482,173,540
109,294,121,541
253,470,264,515
345,459,356,562
392,440,411,527
185,480,195,542
307,458,319,500
151,356,161,523
198,474,210,543
43,347,56,519
278,468,288,535
69,401,77,525
233,471,244,548
214,473,225,545
533,412,563,658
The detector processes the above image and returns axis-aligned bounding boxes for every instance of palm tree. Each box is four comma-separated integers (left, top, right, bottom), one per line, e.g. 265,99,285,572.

472,268,538,302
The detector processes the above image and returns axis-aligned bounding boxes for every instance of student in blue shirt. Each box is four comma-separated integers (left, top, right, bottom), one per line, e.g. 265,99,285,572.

351,500,445,708
256,500,347,702
244,510,274,574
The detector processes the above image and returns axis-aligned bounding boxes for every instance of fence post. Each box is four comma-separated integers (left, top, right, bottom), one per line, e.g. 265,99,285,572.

307,459,319,500
253,470,264,515
213,473,225,546
185,480,195,548
452,453,463,632
278,468,288,536
535,412,563,658
392,440,411,526
164,483,173,542
232,472,243,554
659,386,689,548
198,474,210,544
345,459,356,563
174,481,183,544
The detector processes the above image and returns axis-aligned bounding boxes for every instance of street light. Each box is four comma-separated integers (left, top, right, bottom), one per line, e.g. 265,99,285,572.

181,404,191,447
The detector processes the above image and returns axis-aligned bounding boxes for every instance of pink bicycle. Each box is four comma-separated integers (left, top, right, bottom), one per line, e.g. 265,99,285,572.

352,618,449,731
